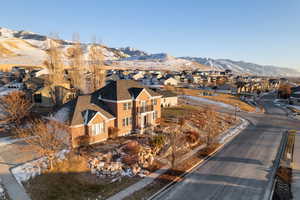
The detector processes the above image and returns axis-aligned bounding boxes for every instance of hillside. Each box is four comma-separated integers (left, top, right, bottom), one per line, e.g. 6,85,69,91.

0,27,298,75
0,27,209,71
181,57,300,77
109,53,210,71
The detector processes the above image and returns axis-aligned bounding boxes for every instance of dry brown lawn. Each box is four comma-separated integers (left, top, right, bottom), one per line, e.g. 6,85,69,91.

0,64,43,72
25,153,141,200
165,86,256,112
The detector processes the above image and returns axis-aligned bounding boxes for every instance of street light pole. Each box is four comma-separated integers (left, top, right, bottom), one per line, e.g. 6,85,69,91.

235,104,238,121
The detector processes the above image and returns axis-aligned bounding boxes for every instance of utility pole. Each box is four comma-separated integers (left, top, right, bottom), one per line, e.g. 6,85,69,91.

235,104,238,121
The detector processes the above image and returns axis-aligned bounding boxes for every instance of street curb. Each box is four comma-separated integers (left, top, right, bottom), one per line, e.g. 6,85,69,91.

262,130,288,200
147,118,249,200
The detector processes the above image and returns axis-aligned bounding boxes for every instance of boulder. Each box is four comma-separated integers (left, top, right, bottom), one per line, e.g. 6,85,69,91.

131,163,141,175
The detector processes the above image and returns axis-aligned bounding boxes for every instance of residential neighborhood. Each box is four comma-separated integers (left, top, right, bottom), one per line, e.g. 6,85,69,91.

0,62,300,200
1,1,300,200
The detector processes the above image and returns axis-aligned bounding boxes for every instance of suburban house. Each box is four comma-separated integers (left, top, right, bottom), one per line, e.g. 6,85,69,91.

157,90,178,107
32,82,76,109
132,72,144,80
290,86,300,106
162,77,178,86
53,80,162,147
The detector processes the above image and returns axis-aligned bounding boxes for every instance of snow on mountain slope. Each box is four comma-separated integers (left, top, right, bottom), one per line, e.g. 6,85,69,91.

1,27,298,75
0,37,47,65
0,27,210,71
117,47,148,57
181,57,300,76
0,27,126,66
110,53,210,71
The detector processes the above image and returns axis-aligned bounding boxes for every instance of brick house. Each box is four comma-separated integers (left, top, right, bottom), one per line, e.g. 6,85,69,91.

53,80,162,147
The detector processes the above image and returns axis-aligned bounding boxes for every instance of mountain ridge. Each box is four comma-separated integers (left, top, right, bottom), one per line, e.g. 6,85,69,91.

180,57,300,76
0,27,299,76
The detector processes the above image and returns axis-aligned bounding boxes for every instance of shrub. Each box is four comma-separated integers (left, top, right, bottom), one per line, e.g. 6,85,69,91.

150,134,165,149
122,154,138,165
123,140,140,155
186,131,199,143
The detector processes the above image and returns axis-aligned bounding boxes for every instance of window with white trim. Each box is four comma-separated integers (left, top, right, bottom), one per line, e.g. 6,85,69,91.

123,102,132,110
153,111,158,120
92,123,104,136
122,117,132,127
151,99,157,105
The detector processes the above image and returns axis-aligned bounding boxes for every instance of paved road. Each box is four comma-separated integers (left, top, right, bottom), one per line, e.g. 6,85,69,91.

155,93,300,200
0,140,40,200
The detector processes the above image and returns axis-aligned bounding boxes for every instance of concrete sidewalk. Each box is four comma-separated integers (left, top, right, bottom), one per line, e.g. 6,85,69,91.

292,133,300,199
0,155,31,200
0,140,40,200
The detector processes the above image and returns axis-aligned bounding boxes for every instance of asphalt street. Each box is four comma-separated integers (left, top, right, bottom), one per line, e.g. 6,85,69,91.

155,93,300,200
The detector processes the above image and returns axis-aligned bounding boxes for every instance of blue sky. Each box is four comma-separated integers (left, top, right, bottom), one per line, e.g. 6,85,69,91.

1,0,300,70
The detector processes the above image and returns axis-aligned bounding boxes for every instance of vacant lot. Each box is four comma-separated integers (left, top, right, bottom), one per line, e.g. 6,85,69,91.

166,86,256,112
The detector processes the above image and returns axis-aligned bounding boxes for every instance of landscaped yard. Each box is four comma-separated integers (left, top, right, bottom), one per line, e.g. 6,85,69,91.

123,145,219,200
24,104,239,200
25,153,141,200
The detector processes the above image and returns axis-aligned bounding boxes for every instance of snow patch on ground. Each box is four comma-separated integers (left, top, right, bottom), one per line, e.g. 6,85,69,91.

0,137,24,147
0,180,7,200
11,149,70,185
218,118,249,144
0,87,18,96
51,107,71,123
289,105,300,111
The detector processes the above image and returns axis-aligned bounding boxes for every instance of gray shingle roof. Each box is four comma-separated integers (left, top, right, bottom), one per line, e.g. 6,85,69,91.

93,80,161,101
156,90,178,98
70,95,114,126
54,95,115,126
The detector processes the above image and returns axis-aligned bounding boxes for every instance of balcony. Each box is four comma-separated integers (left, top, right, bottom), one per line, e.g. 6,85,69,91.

136,105,154,113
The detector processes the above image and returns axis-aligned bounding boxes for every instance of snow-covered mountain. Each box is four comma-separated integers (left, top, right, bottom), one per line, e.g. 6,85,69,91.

0,27,126,66
117,47,148,57
110,53,210,71
0,27,208,71
0,27,298,75
181,57,300,77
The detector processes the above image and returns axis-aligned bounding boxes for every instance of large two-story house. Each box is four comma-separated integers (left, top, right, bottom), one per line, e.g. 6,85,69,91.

53,80,162,147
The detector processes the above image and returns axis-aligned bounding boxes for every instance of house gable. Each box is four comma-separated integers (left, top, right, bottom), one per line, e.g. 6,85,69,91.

135,88,152,101
88,112,106,125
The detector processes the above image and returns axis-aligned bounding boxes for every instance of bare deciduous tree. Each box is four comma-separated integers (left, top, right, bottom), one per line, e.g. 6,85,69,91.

0,91,32,133
88,39,106,93
17,119,67,169
204,106,219,146
44,36,66,106
68,33,85,93
163,118,186,167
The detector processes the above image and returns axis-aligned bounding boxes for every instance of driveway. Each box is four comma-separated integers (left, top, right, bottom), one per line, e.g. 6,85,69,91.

0,139,40,200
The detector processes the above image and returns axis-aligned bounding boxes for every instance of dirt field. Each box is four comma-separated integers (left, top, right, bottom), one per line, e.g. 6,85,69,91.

165,86,256,112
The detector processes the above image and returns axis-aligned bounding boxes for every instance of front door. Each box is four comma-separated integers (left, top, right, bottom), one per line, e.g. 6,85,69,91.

144,115,147,126
141,115,147,128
